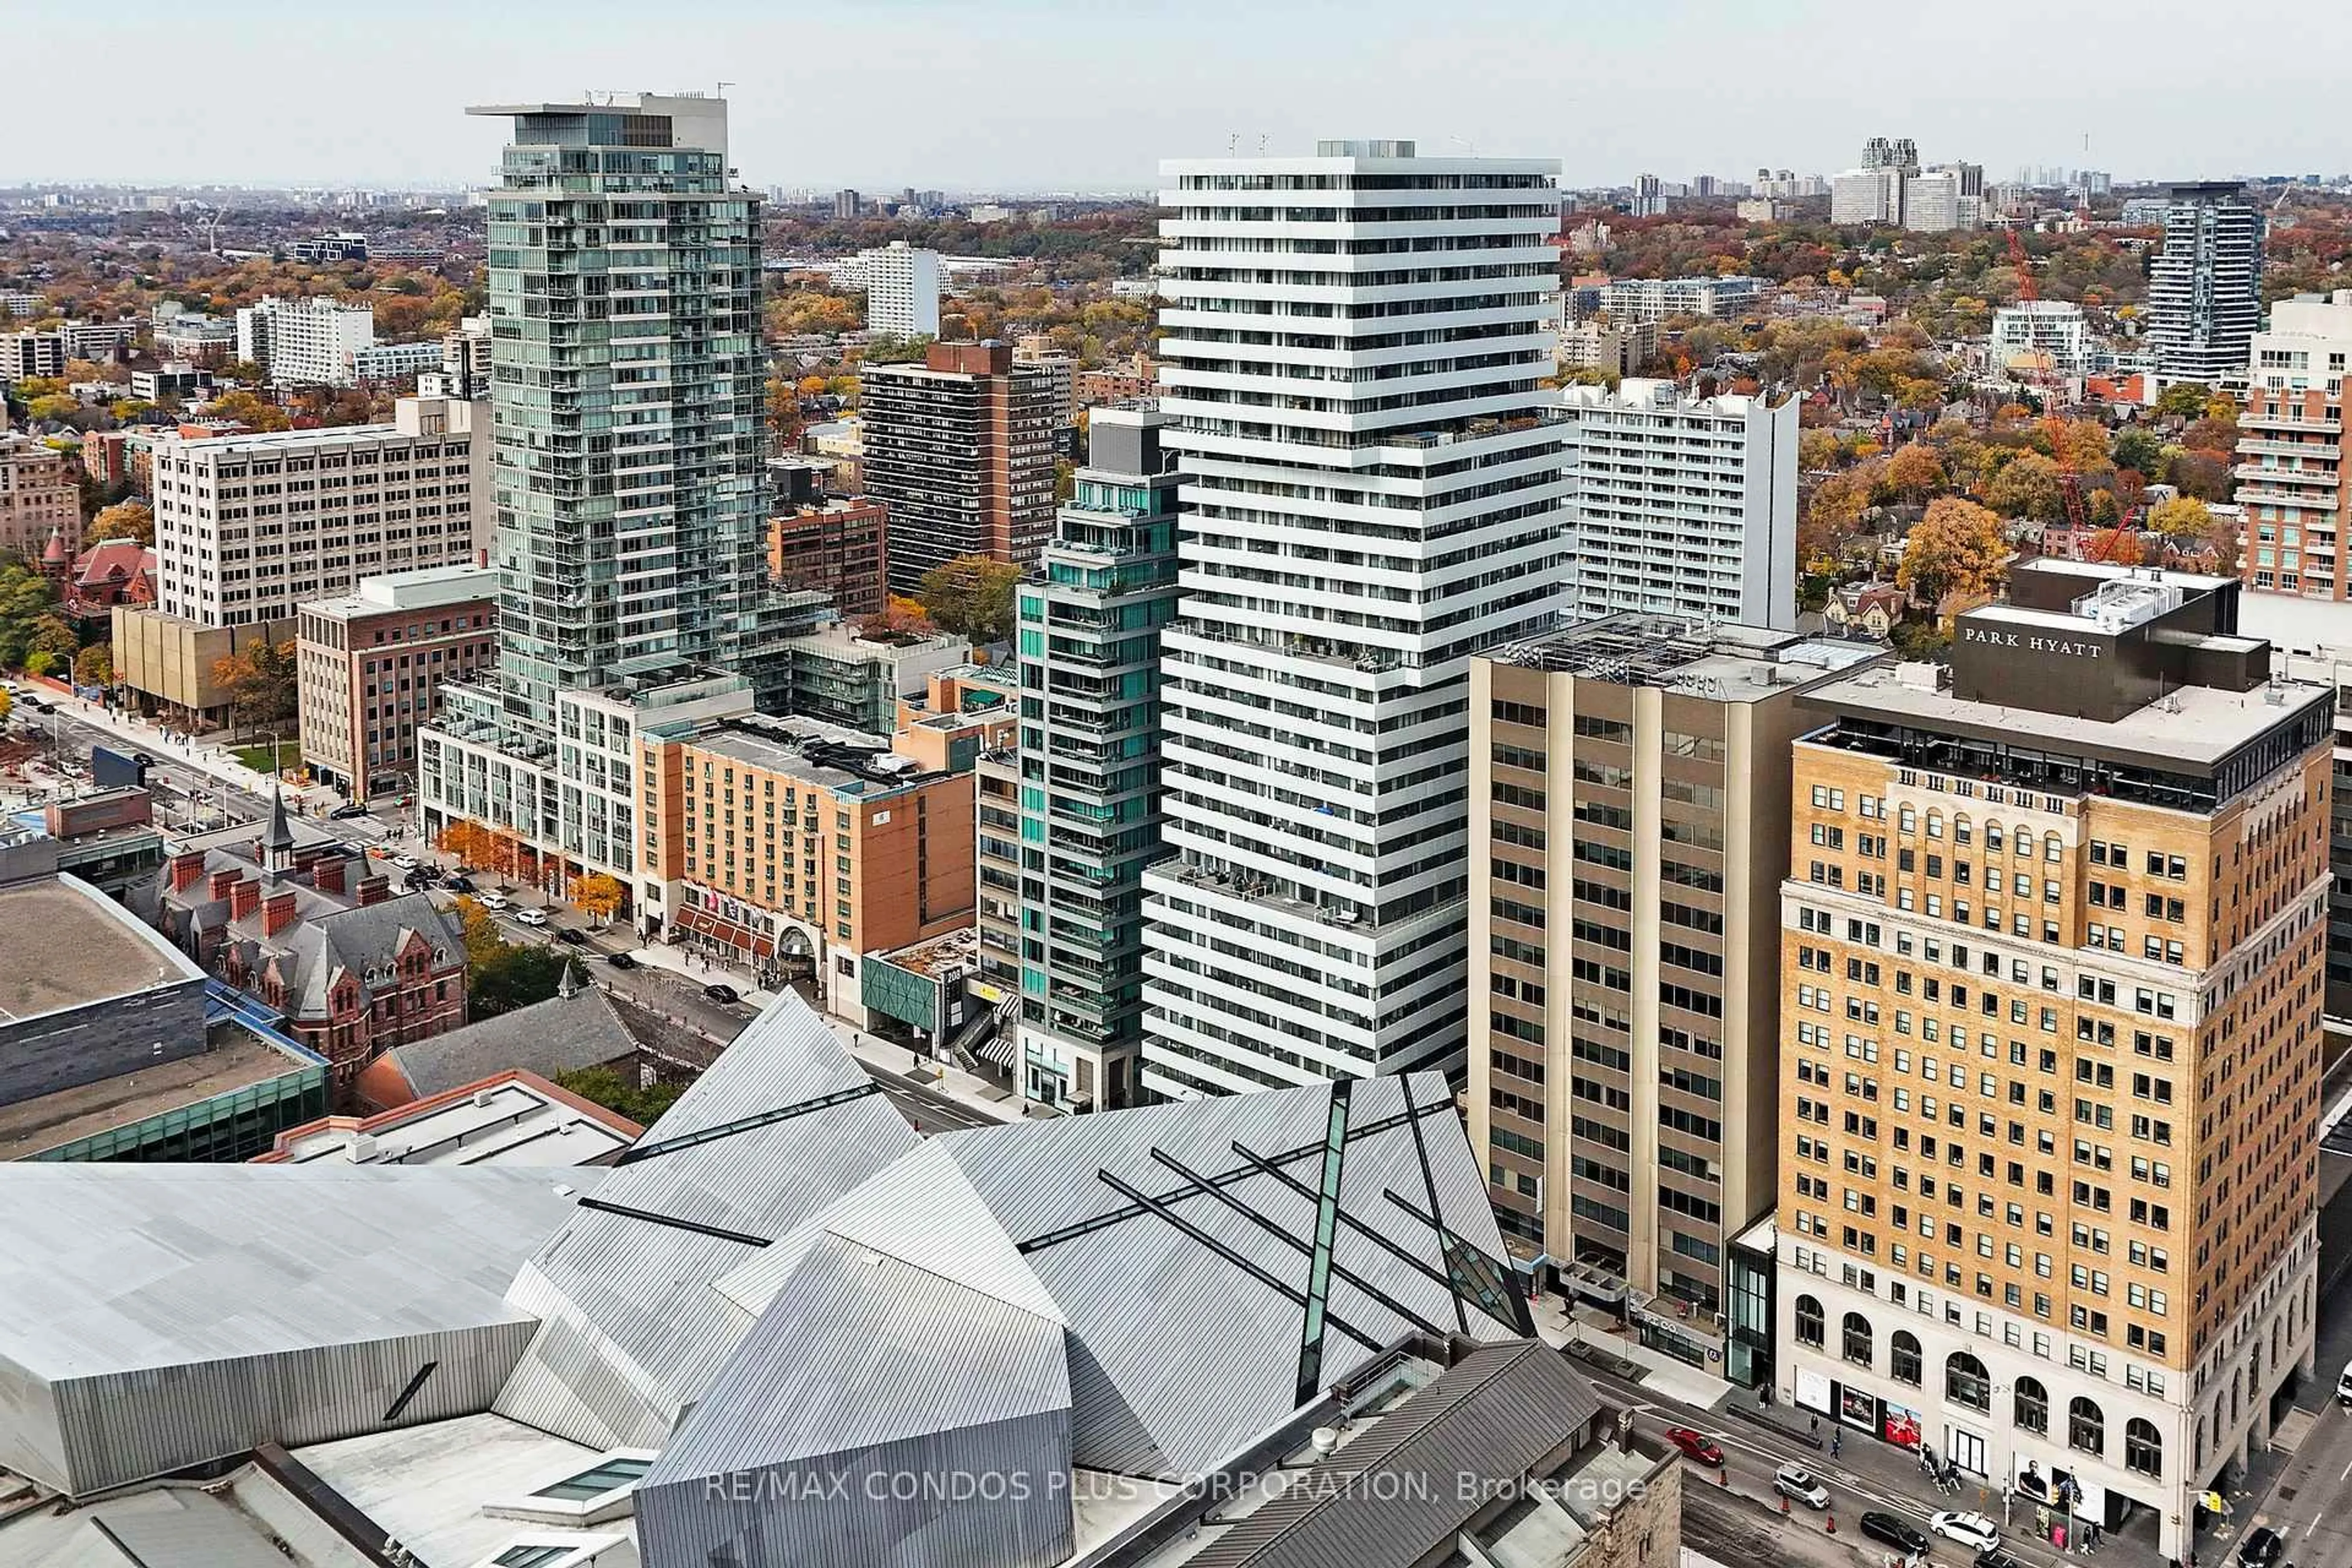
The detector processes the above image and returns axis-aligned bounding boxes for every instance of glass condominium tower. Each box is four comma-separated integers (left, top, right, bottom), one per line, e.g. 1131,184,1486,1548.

466,93,764,718
1139,140,1570,1098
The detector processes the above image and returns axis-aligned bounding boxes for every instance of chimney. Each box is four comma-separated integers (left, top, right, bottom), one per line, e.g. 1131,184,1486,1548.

229,877,262,920
355,874,390,908
314,856,347,896
262,890,299,937
170,851,208,892
209,867,240,901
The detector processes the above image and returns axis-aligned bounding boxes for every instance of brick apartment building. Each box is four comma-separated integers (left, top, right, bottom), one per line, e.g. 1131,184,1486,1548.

0,433,79,563
297,564,498,799
767,497,889,617
860,341,1057,594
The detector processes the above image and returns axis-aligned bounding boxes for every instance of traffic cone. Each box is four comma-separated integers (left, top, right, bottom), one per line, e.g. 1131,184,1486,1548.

1826,1515,1838,1535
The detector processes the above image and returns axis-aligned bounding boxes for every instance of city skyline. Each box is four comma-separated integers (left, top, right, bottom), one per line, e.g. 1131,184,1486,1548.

13,0,2352,191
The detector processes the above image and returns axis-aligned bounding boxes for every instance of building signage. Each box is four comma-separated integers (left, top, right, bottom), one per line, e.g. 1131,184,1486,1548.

1795,1368,1833,1415
1961,625,2105,660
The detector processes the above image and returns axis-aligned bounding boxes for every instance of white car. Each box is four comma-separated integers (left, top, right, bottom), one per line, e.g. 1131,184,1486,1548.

1931,1512,2001,1552
513,907,549,927
1774,1464,1830,1509
477,892,510,911
391,854,419,871
2337,1358,2352,1408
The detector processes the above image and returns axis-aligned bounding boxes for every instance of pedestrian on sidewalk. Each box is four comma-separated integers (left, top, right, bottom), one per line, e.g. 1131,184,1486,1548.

1830,1430,1841,1458
1809,1414,1819,1437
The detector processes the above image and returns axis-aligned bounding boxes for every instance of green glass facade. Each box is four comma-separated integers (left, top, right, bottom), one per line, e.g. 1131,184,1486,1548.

976,412,1180,1110
32,1063,328,1163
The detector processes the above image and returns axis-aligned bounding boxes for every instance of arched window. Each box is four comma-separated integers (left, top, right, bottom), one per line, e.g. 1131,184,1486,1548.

1891,1330,1923,1387
1843,1311,1874,1367
2125,1417,2162,1477
2015,1376,2049,1434
2069,1396,2106,1455
1795,1295,1825,1349
1947,1350,1991,1412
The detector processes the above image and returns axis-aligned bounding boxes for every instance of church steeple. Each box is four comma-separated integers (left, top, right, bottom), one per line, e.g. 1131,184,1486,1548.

261,786,297,876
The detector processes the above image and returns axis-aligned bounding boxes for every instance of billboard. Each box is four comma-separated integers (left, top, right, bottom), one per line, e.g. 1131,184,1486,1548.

91,746,146,790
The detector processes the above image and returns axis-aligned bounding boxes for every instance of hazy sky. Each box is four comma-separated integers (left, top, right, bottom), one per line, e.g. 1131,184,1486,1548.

17,0,2349,192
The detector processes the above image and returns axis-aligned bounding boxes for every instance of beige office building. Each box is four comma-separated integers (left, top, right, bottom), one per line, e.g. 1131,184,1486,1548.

1470,616,1881,1366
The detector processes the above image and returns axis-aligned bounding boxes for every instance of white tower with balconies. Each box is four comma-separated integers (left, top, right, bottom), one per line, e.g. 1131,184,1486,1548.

1138,139,1571,1097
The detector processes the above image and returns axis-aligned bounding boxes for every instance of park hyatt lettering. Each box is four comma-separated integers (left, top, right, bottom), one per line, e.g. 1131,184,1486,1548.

1961,627,2105,660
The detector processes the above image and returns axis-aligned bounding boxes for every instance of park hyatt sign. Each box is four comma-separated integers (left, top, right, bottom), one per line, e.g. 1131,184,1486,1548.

1961,625,2105,661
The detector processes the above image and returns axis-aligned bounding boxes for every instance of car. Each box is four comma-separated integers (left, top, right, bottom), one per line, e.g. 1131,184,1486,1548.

703,982,741,1005
556,928,589,945
330,803,371,820
1862,1513,1932,1556
2337,1359,2352,1408
477,892,510,911
513,908,549,927
2239,1526,2285,1568
391,854,419,870
1664,1427,1724,1466
1975,1550,2027,1568
444,875,476,894
23,698,52,714
606,951,638,970
404,876,437,895
1773,1464,1829,1509
132,752,154,767
1931,1512,2001,1553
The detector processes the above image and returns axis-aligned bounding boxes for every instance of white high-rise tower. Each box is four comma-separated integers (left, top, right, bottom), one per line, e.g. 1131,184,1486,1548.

1139,139,1570,1098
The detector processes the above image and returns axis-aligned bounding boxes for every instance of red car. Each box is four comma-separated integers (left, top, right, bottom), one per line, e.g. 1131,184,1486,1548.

1665,1426,1724,1465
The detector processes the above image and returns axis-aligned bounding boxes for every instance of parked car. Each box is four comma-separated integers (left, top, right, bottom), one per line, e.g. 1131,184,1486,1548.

606,951,638,970
1975,1549,2027,1568
2337,1358,2352,1408
23,698,52,714
703,982,741,1005
513,907,549,927
477,892,510,911
1774,1464,1829,1509
1931,1512,2001,1553
2239,1526,2285,1568
391,854,419,871
132,752,155,767
330,803,371,820
556,928,589,946
445,875,476,894
1862,1513,1931,1556
1664,1427,1723,1466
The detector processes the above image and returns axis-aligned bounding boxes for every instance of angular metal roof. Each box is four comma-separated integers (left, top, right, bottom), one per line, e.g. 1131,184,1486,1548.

492,992,920,1449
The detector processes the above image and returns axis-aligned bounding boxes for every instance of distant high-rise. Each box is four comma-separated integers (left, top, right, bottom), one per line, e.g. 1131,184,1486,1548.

861,341,1058,594
1563,377,1798,630
858,241,941,338
2148,184,2264,387
1139,139,1569,1098
2238,290,2352,599
834,188,862,219
1633,172,1667,217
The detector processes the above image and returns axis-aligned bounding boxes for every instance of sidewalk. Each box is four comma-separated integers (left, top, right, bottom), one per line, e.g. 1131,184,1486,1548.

1528,1292,1737,1409
617,932,1027,1125
45,686,333,811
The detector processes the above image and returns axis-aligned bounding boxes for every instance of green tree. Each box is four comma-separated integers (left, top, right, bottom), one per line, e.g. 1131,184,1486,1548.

2156,381,2212,418
25,614,77,662
556,1065,685,1128
0,564,61,669
72,643,113,688
2111,426,2163,477
470,944,569,1019
916,555,1023,643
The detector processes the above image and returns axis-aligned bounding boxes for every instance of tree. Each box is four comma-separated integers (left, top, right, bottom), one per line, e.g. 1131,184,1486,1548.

471,944,570,1020
437,820,497,869
204,389,292,432
2086,529,2145,567
86,500,153,546
449,895,505,967
573,872,626,927
2156,381,2212,419
1898,497,2009,607
2111,426,2163,477
211,637,298,736
2085,489,2120,529
1884,442,1948,503
556,1065,684,1128
1985,451,2064,521
1801,475,1868,564
0,564,61,669
25,614,77,662
916,556,1023,643
0,687,12,730
72,643,113,688
2149,496,2214,538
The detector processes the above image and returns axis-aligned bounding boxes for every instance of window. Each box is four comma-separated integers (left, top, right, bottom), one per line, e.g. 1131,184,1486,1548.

2068,1395,2106,1455
495,1550,578,1568
1891,1329,1923,1386
1947,1349,1991,1411
1795,1294,1826,1348
2015,1375,2049,1434
1843,1310,1874,1367
2125,1417,2163,1477
530,1455,654,1501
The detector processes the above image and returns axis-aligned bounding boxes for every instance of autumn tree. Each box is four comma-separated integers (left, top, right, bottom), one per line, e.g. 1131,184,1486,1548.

2085,489,2120,529
0,688,13,729
1801,475,1868,563
204,389,292,432
437,820,497,866
72,643,113,688
856,597,937,643
1898,497,2009,608
1883,443,1948,503
916,556,1023,643
573,872,627,927
86,500,153,546
2086,529,2145,567
1985,451,2064,521
211,637,298,736
2148,496,2214,538
0,564,61,669
2155,381,2212,419
2111,426,2163,477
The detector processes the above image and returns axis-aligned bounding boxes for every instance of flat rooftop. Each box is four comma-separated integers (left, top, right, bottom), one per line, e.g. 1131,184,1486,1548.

306,564,498,620
694,726,940,795
1807,663,2334,768
0,876,203,1023
268,1075,633,1167
1488,614,1881,701
0,1025,312,1158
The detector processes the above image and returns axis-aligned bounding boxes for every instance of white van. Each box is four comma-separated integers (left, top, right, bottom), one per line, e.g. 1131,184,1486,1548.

2336,1360,2352,1408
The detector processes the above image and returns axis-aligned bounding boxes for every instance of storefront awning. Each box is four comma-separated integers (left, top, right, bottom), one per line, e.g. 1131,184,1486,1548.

979,1032,1019,1068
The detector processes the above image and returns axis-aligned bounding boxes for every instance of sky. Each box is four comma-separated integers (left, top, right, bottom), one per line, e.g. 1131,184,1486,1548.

15,0,2351,193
